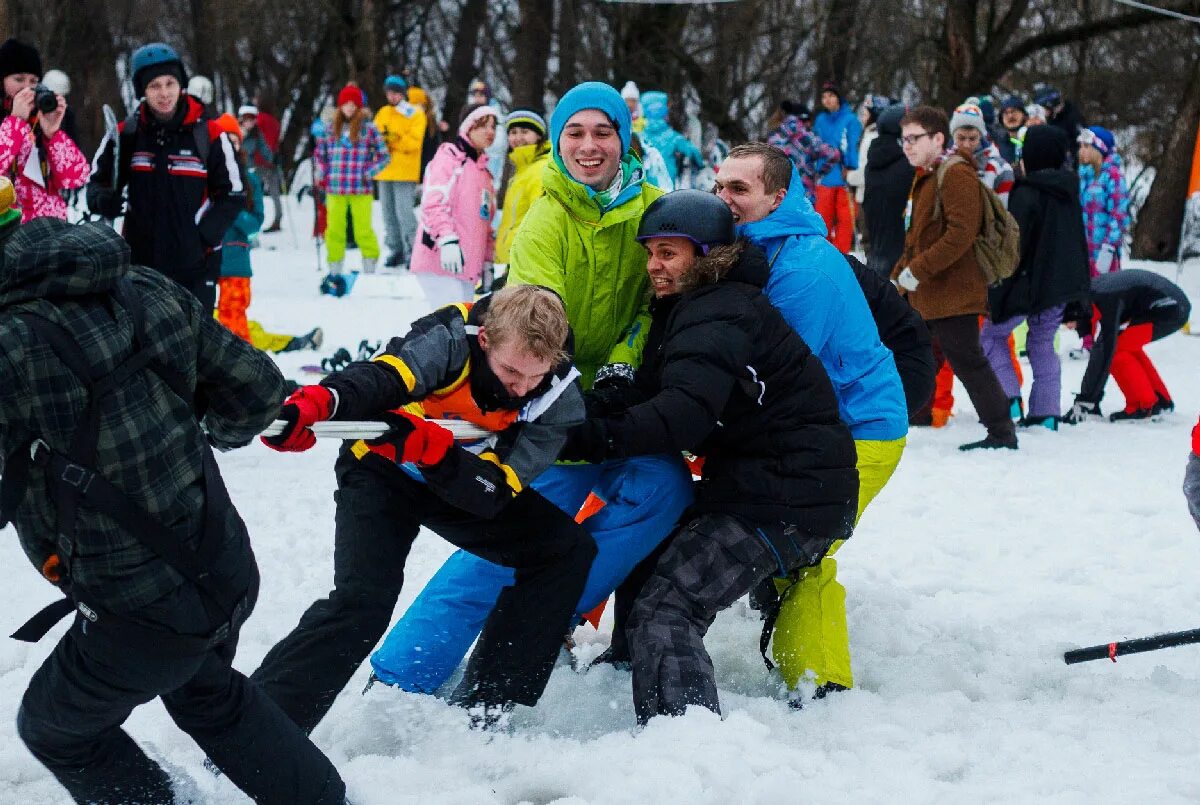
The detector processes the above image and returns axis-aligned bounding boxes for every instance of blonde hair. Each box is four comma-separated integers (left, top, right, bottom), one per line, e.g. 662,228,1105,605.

483,285,570,365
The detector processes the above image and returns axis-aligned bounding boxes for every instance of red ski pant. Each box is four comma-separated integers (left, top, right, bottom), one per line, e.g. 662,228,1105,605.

217,277,251,343
1110,323,1170,412
814,185,855,254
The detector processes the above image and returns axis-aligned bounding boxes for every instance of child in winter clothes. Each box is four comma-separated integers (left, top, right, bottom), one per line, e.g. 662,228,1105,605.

0,38,89,222
314,84,389,275
1062,269,1190,423
214,114,322,353
980,125,1090,429
409,105,497,308
813,81,863,253
254,285,595,727
494,109,550,266
559,190,857,723
767,100,841,202
1078,125,1130,277
374,75,426,267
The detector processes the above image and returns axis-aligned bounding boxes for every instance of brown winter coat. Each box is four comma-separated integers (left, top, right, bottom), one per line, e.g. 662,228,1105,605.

892,150,986,321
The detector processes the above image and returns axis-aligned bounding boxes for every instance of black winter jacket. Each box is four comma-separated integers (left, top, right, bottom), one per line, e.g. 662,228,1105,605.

569,242,857,541
847,254,935,416
862,131,914,273
1075,269,1191,404
87,95,245,286
988,168,1090,323
0,218,284,613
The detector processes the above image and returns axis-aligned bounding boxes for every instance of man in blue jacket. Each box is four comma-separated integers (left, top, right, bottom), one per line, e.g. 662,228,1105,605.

714,142,908,700
812,81,862,254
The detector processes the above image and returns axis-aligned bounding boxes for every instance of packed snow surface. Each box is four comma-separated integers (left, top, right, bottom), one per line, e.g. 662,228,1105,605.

2,206,1198,803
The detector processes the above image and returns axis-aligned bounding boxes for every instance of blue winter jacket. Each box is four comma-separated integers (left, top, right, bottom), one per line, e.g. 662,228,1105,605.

640,91,704,185
220,168,264,278
812,102,862,188
739,168,908,441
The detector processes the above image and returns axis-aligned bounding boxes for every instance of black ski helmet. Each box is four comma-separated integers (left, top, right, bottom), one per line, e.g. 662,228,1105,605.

636,189,735,254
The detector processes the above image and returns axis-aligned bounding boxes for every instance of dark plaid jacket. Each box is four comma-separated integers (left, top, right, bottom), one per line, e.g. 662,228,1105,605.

0,218,285,612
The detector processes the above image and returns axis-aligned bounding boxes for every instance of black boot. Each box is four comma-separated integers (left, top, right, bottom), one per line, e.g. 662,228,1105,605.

958,434,1018,451
1109,408,1153,422
384,251,407,268
1152,394,1175,415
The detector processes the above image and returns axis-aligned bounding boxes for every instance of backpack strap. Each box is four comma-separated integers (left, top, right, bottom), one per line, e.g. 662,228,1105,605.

932,154,968,221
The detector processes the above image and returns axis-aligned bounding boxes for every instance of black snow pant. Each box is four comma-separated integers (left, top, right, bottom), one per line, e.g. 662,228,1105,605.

628,514,798,724
252,453,596,733
927,315,1017,441
17,576,346,805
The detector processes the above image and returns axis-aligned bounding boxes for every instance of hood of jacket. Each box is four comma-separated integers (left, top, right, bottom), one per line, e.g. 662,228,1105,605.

640,91,671,137
0,218,130,308
1019,167,1077,201
510,141,550,171
867,131,906,171
736,167,829,243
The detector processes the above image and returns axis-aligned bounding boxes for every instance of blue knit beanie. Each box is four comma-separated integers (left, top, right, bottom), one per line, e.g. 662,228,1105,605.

1082,125,1116,156
549,82,632,158
384,74,407,93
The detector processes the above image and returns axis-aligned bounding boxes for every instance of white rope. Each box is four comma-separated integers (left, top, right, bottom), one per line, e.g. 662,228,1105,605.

1107,0,1200,23
260,419,491,441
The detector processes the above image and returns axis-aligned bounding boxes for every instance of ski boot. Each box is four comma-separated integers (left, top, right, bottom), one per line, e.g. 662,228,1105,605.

1109,407,1153,422
1152,393,1175,416
1019,414,1058,431
1008,396,1024,420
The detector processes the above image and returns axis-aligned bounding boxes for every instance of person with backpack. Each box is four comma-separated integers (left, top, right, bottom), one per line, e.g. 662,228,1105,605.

252,284,596,729
0,202,346,804
86,43,245,314
980,125,1090,431
0,38,89,222
558,190,858,723
892,105,1017,451
1062,270,1190,423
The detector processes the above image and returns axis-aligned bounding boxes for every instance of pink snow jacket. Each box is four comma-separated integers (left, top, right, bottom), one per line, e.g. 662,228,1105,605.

409,137,495,283
0,115,89,222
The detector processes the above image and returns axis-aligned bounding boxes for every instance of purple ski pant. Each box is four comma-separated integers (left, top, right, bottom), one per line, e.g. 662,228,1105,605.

980,305,1066,418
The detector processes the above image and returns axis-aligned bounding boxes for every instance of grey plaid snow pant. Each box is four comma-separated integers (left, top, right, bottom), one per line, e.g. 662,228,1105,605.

627,513,780,724
1183,452,1200,532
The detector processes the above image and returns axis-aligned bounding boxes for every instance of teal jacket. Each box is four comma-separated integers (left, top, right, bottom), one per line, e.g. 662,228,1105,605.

740,168,908,441
220,168,264,278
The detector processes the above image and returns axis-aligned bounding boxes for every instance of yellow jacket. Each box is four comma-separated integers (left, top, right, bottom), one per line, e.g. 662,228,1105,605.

374,101,427,182
494,142,550,263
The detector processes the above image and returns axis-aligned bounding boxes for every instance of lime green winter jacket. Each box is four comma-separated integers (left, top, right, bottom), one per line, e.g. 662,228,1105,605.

507,158,663,388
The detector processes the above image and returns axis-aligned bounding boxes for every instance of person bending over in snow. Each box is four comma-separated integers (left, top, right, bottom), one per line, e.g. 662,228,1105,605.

254,284,596,728
1062,269,1190,424
558,189,857,722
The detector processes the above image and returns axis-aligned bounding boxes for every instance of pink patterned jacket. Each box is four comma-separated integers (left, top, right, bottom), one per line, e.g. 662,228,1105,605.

0,115,90,222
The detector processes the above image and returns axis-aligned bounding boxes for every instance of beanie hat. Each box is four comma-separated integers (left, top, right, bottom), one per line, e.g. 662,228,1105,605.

620,81,640,101
41,68,69,96
1020,125,1069,173
505,109,547,139
187,75,214,105
213,113,242,142
780,99,810,120
237,104,258,119
458,104,498,138
999,95,1024,113
820,80,841,100
1079,125,1115,157
384,74,407,93
640,91,669,123
549,81,632,157
0,38,41,80
336,83,363,108
949,103,987,136
1025,103,1047,122
468,79,490,100
1034,86,1062,108
407,86,428,106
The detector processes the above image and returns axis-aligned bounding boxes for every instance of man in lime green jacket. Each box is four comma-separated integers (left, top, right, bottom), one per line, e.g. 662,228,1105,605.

366,82,695,697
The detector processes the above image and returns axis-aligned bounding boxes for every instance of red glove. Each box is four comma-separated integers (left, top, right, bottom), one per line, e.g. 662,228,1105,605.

261,385,334,452
365,411,455,466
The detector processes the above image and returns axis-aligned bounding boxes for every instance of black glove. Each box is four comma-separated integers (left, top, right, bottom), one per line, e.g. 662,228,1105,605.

87,186,123,219
585,362,641,418
557,420,611,463
1062,398,1101,425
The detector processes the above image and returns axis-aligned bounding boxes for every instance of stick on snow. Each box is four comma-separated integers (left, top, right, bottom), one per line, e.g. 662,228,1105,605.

1063,627,1200,664
261,419,490,441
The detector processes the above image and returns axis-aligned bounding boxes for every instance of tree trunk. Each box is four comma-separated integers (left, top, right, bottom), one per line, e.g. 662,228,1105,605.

511,0,553,109
1132,53,1200,261
938,0,977,108
813,0,861,100
550,0,578,98
190,0,213,77
444,0,487,128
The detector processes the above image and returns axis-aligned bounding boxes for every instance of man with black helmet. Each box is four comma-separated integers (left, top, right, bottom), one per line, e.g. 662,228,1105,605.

558,189,858,722
87,43,245,314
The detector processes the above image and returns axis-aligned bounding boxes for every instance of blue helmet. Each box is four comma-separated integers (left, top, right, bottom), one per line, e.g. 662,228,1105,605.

131,42,186,96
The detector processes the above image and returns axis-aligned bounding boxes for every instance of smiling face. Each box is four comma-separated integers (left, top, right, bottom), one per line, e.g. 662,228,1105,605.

713,155,785,225
479,330,554,398
558,109,622,189
145,75,182,117
507,126,539,150
642,236,698,297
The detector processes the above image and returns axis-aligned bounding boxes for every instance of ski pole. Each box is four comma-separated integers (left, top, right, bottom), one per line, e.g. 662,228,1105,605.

261,419,490,442
1063,627,1200,664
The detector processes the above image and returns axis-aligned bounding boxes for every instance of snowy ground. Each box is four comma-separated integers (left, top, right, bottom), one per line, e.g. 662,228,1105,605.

2,202,1199,803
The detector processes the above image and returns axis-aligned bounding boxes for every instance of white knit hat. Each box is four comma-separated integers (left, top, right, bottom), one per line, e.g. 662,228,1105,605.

238,104,258,119
620,81,640,101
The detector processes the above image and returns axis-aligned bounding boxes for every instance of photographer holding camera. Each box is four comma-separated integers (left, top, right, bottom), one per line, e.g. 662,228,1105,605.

0,38,89,223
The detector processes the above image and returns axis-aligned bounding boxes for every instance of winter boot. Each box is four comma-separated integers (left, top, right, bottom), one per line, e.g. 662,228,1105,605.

1152,393,1175,416
1109,408,1153,422
385,251,407,269
931,408,952,428
320,348,353,374
280,327,324,353
958,434,1019,451
1019,415,1058,431
362,257,377,274
1008,396,1024,419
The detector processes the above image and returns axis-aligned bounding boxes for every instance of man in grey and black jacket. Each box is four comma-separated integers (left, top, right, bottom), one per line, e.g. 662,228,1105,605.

0,205,345,803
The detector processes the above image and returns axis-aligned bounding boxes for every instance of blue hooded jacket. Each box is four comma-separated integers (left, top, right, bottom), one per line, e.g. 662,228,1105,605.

640,91,704,184
739,168,908,441
812,101,862,188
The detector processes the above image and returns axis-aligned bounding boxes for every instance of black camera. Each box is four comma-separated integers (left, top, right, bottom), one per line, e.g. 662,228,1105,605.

33,84,58,115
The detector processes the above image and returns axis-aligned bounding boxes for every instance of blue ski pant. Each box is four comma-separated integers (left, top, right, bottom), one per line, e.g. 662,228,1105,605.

370,454,694,692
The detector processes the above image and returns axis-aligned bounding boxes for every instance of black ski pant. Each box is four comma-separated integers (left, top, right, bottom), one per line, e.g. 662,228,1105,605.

252,453,596,733
17,577,346,805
